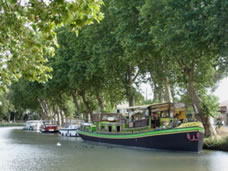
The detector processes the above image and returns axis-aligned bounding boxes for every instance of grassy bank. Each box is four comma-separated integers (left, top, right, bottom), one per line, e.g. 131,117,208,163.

0,123,24,127
203,136,228,151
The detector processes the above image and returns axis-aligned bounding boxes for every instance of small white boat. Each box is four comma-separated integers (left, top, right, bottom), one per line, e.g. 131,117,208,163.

59,124,80,137
24,120,42,131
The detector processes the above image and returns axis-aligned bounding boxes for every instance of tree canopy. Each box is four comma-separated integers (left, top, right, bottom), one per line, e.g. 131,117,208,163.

1,0,227,136
0,0,104,87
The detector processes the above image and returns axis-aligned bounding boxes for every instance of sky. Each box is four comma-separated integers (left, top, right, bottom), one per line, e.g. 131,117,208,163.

140,77,228,104
213,77,228,103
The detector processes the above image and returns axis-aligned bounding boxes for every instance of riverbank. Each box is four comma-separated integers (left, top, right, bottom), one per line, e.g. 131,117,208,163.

0,123,24,127
203,126,228,151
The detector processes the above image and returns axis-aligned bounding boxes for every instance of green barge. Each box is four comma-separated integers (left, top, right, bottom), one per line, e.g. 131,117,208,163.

78,103,204,152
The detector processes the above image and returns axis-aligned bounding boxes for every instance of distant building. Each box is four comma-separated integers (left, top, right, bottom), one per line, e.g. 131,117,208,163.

116,103,129,115
217,106,228,126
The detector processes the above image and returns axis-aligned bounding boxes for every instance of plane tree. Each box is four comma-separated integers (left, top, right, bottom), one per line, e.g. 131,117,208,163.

0,0,104,88
0,90,16,122
140,0,228,136
97,0,146,106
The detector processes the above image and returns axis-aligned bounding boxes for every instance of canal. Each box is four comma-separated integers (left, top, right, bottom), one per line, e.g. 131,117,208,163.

0,127,227,171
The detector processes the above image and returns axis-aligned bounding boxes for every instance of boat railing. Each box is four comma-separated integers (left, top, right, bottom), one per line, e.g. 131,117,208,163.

94,127,157,135
92,126,198,135
80,121,203,135
122,126,152,132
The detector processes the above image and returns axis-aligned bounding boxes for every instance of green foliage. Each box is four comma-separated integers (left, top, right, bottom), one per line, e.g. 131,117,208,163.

140,0,227,88
200,94,219,117
0,0,104,87
134,91,147,106
9,77,78,120
55,94,76,118
100,0,145,106
10,79,41,111
0,90,15,121
204,136,228,151
140,0,227,102
3,0,228,124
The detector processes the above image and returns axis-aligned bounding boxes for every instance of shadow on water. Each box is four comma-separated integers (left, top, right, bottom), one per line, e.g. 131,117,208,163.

0,127,228,171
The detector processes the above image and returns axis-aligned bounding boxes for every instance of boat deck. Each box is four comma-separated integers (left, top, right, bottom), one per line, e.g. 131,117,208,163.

79,126,204,137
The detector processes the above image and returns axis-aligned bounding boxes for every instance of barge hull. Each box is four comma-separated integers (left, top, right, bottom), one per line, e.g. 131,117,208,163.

78,130,204,152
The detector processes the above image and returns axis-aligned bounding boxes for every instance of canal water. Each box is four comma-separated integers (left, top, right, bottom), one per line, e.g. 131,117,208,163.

0,127,228,171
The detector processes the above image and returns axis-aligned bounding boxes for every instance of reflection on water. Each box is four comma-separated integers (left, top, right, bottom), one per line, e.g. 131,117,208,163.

0,127,228,171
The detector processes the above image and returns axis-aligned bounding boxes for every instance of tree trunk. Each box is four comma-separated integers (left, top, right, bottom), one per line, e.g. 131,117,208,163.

153,86,159,102
37,98,50,119
200,115,217,137
186,71,217,137
72,91,81,112
125,67,139,107
128,95,134,107
96,92,105,112
8,114,10,122
150,73,158,102
164,77,173,103
39,110,45,120
152,83,164,103
57,107,62,126
126,85,135,107
53,105,60,126
150,71,165,103
80,91,93,122
60,110,65,126
158,87,165,103
57,112,61,126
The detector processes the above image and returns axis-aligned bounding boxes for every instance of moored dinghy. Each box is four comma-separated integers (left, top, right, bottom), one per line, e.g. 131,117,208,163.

59,124,80,137
78,103,204,152
24,120,43,131
40,120,59,133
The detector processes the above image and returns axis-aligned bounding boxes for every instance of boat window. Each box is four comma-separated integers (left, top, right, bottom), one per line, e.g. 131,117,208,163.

108,126,112,132
101,126,105,131
117,126,120,132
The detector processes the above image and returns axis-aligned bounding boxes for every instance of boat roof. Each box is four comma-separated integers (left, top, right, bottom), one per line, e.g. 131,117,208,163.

81,123,93,126
26,120,42,123
119,102,172,110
